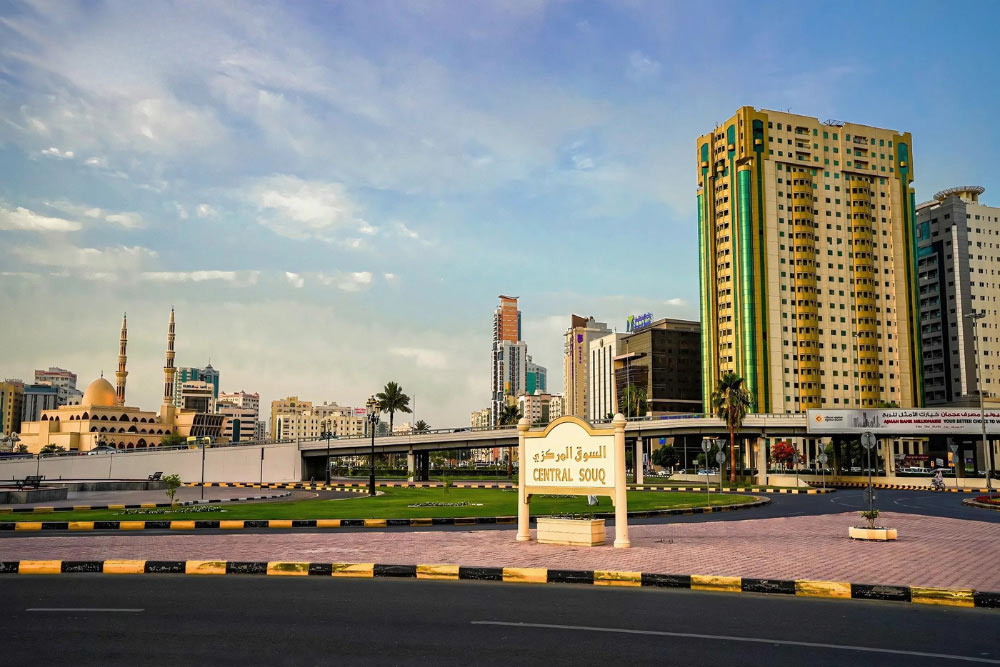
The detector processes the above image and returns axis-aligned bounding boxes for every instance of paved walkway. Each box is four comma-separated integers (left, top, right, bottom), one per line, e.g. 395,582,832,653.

5,511,998,591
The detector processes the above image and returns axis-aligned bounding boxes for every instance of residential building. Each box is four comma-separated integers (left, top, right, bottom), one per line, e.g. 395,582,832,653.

219,390,260,415
614,318,702,415
517,391,565,426
255,421,267,441
34,366,83,406
269,396,312,439
218,403,258,443
273,401,365,441
470,407,491,429
917,186,1000,405
1,379,24,436
525,356,547,394
697,107,922,414
218,391,261,443
21,384,59,423
563,315,611,419
173,364,219,408
179,380,215,413
588,332,625,421
491,295,522,426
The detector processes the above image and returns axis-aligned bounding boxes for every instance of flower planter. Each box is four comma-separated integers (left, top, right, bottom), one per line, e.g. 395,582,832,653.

536,517,606,546
849,526,898,541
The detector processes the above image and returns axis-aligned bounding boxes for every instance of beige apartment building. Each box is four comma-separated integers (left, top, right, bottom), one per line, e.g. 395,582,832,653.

697,107,922,415
273,401,365,441
563,315,611,419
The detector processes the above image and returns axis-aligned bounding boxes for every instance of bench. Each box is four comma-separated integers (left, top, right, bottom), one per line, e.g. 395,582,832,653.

14,475,44,490
148,471,163,481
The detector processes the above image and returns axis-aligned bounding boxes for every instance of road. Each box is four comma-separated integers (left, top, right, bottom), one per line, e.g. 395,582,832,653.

3,576,997,665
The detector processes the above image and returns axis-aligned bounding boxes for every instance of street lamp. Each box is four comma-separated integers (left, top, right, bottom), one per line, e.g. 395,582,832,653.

366,396,381,497
965,310,993,493
321,429,334,485
861,431,876,516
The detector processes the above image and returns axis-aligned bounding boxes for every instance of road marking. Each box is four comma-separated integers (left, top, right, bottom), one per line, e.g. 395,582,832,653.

471,621,1000,664
27,608,144,612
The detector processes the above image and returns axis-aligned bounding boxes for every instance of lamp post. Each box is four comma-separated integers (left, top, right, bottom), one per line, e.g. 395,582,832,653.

861,431,876,515
321,429,333,485
366,396,381,497
965,310,992,492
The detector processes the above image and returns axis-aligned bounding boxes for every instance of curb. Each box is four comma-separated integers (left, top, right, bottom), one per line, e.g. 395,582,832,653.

1,559,996,609
0,492,291,514
0,497,769,532
962,498,1000,511
829,482,980,493
188,481,829,494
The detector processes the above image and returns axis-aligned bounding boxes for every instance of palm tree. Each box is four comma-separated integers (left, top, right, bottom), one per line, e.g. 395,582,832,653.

413,419,430,433
711,371,752,483
376,381,412,435
620,384,647,418
498,404,521,477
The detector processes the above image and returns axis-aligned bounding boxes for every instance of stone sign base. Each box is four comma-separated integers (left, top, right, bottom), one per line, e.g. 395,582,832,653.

536,517,606,546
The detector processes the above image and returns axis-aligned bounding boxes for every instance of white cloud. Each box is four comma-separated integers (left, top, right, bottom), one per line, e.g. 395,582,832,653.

244,175,371,242
397,222,420,240
43,201,144,229
84,156,107,167
11,244,157,272
138,271,260,286
0,205,81,232
316,270,373,292
285,272,304,288
196,203,218,218
627,50,661,82
40,146,74,159
664,297,686,307
383,272,398,283
389,347,449,370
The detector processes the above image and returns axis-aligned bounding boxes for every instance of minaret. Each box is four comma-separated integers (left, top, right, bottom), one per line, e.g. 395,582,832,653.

161,308,177,425
115,313,128,405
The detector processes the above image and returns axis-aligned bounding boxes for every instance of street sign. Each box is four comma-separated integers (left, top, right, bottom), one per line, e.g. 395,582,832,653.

817,453,828,464
948,443,959,455
701,440,711,454
715,451,726,464
861,432,876,450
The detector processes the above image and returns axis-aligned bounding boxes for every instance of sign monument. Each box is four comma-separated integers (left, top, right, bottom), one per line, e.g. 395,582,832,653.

517,414,629,548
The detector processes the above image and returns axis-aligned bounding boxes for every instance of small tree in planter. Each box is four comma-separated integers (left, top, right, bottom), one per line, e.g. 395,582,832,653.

163,474,182,506
770,441,797,470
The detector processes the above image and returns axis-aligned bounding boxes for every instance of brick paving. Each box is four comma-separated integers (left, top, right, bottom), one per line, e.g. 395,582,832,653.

3,511,998,590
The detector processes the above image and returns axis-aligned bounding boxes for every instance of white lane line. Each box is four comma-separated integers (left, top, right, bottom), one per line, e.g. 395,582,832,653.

471,621,1000,664
27,608,144,612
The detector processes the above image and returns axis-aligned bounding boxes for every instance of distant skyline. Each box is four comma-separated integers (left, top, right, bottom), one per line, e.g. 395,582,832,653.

2,0,999,426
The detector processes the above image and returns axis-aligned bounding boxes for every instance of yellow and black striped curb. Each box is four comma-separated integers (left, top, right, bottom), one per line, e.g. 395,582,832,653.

0,492,291,514
0,497,769,532
2,559,996,609
187,481,829,494
963,498,1000,511
631,485,834,494
830,482,980,493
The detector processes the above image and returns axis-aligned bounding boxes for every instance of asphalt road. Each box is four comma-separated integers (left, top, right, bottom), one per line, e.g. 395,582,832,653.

3,576,997,666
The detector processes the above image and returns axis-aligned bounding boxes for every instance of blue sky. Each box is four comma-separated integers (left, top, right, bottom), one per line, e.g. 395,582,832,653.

2,0,999,426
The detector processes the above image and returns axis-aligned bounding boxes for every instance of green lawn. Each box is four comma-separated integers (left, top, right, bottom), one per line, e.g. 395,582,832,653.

3,488,754,522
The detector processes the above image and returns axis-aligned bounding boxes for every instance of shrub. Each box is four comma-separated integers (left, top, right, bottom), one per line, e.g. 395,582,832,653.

860,508,880,529
163,474,182,505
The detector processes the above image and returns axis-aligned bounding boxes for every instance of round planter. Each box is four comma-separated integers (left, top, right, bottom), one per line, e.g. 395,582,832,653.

849,526,898,541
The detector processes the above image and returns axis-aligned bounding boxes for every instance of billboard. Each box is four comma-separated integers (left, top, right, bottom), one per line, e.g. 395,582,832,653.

806,409,1000,435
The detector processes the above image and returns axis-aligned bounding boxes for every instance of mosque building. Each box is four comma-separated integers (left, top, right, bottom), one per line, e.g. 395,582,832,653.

18,310,225,453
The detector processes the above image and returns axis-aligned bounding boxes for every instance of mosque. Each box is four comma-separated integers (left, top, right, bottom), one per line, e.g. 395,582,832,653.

19,310,225,454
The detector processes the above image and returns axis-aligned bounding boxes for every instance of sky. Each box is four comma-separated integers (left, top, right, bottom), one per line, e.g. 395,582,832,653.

2,0,999,427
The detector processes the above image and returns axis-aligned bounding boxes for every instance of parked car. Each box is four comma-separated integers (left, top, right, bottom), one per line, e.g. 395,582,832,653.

87,446,116,455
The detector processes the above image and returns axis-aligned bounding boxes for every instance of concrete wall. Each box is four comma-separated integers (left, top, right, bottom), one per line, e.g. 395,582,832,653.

0,443,301,484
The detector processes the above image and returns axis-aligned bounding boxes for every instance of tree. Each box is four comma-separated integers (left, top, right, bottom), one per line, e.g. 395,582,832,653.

161,433,185,448
15,444,28,453
877,400,900,409
620,384,647,418
770,441,800,470
377,381,412,435
40,443,65,454
712,371,752,483
498,404,522,477
413,420,430,433
651,445,678,470
163,473,181,505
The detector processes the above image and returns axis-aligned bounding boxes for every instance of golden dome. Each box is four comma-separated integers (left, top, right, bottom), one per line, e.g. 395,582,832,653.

82,377,118,407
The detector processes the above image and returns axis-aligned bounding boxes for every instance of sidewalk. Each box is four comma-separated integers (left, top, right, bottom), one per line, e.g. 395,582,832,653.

4,511,998,591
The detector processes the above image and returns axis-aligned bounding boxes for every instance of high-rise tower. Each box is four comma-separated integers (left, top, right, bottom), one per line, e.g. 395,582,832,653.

697,107,922,413
115,313,127,405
